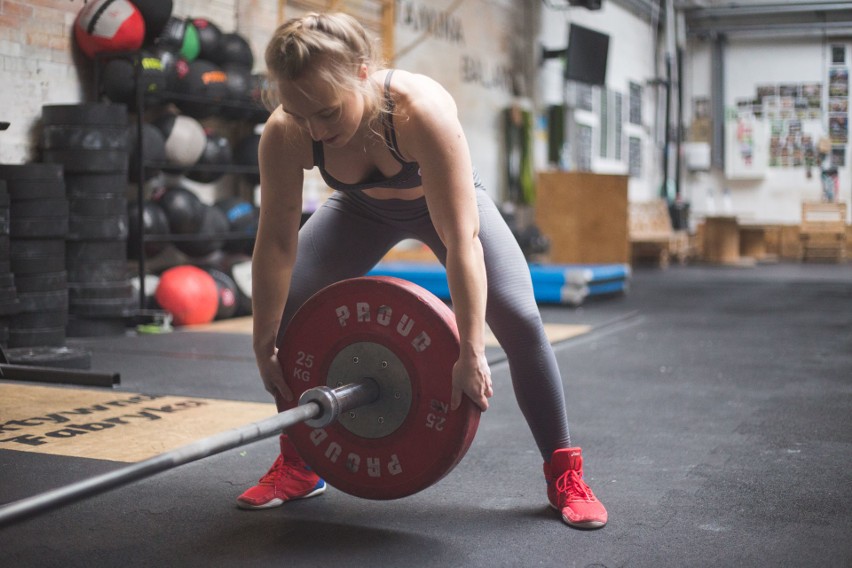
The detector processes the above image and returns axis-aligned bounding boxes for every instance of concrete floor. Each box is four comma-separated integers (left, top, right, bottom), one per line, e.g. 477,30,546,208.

0,262,850,567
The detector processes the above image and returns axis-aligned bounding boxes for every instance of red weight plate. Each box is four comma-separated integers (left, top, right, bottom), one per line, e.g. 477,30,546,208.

278,276,480,500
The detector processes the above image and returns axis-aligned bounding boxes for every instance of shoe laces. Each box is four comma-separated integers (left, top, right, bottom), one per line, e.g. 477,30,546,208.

258,455,289,484
555,469,596,503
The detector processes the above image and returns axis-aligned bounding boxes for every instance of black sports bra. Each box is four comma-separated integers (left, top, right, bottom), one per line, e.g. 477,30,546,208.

312,70,423,192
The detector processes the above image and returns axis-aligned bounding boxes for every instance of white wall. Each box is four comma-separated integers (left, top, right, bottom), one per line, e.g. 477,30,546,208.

537,2,661,202
394,0,517,199
684,37,850,224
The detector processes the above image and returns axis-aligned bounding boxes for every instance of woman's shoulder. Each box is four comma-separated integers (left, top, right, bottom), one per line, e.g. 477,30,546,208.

379,69,457,119
260,107,313,170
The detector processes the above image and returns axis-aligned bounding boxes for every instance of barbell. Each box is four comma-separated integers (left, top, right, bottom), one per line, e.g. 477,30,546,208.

0,276,481,527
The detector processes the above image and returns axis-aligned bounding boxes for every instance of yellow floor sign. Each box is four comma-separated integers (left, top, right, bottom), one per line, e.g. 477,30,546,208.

0,384,275,463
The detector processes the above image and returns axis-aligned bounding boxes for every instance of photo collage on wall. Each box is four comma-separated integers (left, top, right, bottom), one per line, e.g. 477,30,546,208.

738,82,824,168
828,45,848,167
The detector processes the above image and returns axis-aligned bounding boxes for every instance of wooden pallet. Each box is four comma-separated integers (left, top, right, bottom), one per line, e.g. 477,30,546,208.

799,202,847,263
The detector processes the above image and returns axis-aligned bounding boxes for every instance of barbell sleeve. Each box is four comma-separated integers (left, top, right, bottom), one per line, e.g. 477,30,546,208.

0,378,380,529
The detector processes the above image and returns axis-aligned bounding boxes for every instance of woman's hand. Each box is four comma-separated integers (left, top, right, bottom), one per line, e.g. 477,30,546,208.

451,351,493,412
256,346,294,403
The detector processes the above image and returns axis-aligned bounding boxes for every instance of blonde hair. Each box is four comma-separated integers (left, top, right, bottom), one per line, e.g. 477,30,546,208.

263,12,387,129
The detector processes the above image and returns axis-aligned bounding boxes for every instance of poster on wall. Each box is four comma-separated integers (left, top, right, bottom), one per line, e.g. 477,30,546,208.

829,68,848,97
829,114,848,143
826,65,847,157
725,112,768,179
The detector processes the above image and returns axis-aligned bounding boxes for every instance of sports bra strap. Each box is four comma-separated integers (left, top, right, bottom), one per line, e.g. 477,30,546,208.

382,70,407,164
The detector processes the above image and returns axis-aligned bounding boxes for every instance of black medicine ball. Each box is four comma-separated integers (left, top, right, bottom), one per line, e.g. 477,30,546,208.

131,0,173,42
128,122,166,182
192,18,222,62
174,203,229,258
186,129,233,184
157,16,187,51
174,59,229,119
102,51,166,107
221,64,253,119
200,266,239,320
151,45,182,91
127,199,171,259
151,183,206,234
215,196,259,255
217,32,253,69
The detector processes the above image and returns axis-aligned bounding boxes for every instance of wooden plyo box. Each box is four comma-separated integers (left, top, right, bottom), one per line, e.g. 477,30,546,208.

702,216,740,264
535,172,629,264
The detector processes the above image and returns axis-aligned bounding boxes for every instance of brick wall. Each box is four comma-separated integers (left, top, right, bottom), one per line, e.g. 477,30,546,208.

0,0,280,165
0,0,83,163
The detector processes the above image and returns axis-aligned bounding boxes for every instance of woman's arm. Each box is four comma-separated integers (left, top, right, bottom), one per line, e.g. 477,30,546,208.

397,75,493,412
252,112,308,402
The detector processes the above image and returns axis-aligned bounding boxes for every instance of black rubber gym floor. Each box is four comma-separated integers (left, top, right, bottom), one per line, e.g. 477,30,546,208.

1,263,850,567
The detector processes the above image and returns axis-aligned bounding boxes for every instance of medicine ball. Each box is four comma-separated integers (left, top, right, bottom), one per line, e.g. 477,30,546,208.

200,266,239,320
151,183,206,234
174,204,229,258
127,199,171,259
219,64,253,119
157,16,186,51
155,265,219,326
151,45,182,91
217,33,253,69
192,18,222,62
152,114,206,169
174,59,228,119
233,133,260,186
215,196,258,254
127,122,166,182
74,0,145,59
186,129,232,184
221,254,252,315
130,0,173,42
180,21,201,62
102,51,166,107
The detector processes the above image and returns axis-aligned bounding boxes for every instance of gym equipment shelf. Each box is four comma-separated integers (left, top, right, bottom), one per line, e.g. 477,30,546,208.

92,51,267,309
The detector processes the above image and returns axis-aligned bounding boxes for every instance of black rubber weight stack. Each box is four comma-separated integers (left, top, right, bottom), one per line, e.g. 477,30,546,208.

0,164,69,349
39,103,136,337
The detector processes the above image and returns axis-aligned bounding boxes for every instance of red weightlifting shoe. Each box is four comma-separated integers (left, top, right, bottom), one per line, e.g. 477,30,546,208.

543,447,607,529
236,435,326,509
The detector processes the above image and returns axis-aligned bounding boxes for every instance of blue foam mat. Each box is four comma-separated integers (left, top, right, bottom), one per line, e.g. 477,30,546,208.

368,262,629,305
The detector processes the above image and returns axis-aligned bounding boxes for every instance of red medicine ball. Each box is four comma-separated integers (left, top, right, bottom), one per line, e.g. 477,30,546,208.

155,265,219,326
75,0,146,59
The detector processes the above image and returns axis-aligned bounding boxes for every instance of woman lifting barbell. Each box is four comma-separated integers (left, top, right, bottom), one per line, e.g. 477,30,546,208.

241,11,607,530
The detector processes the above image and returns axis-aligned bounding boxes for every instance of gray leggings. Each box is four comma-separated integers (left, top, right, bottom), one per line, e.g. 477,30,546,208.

276,186,571,459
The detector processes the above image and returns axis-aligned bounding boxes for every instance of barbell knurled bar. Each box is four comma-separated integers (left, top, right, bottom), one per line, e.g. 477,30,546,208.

0,378,380,529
